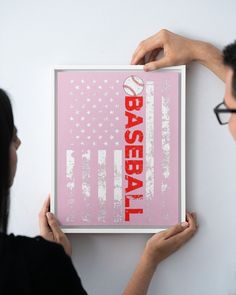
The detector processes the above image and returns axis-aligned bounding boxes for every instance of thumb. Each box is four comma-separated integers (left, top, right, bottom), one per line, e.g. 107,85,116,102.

46,212,62,236
162,222,189,239
144,57,171,71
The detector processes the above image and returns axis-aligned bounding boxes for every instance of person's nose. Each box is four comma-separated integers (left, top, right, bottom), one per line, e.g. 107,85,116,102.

228,116,236,141
16,138,22,150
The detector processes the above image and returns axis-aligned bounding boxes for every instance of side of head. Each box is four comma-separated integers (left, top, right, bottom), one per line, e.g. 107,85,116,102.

223,41,236,98
223,41,236,139
0,89,14,233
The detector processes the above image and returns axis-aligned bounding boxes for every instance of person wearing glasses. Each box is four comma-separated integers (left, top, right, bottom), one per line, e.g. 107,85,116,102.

0,29,231,295
214,101,236,126
121,30,236,295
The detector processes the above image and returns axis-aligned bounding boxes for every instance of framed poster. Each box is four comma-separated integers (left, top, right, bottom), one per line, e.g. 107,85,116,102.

52,65,186,233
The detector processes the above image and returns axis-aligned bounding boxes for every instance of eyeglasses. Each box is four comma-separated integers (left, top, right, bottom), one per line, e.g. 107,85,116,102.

214,101,236,125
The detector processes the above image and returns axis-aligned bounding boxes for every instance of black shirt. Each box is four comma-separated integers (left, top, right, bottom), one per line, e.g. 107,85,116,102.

0,233,87,294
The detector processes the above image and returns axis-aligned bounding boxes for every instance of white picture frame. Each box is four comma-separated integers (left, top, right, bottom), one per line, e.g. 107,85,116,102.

51,65,186,233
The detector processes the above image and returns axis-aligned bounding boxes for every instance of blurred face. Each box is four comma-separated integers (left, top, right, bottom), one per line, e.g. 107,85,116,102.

224,67,236,140
9,127,21,187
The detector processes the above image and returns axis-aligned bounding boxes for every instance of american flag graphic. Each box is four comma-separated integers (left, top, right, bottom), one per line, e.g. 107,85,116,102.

55,69,180,228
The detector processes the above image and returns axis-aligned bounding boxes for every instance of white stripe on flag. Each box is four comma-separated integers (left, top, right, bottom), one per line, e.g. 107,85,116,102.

114,150,122,202
81,150,91,198
66,149,75,180
98,150,106,202
146,81,155,200
114,149,123,223
66,149,75,191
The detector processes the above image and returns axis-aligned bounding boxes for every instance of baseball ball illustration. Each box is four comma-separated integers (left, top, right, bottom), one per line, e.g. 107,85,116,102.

123,75,144,96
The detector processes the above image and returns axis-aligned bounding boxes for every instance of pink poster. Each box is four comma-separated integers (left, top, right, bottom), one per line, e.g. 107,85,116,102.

53,66,185,232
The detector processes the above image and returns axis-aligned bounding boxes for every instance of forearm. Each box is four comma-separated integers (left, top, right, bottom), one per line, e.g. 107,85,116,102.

122,249,158,295
191,40,227,81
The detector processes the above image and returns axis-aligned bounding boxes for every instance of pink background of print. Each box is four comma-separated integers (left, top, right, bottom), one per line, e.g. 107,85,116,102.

55,70,180,227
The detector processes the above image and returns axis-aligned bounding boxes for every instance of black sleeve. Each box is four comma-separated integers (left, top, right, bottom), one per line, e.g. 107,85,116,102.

15,235,88,295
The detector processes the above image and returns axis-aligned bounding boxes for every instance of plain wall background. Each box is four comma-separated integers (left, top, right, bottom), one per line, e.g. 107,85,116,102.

1,1,236,294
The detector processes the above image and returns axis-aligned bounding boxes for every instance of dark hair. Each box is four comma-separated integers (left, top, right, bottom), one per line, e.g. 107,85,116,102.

223,41,236,98
0,89,14,233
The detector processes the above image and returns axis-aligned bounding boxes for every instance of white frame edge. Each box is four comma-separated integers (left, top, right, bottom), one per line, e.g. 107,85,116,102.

51,67,56,216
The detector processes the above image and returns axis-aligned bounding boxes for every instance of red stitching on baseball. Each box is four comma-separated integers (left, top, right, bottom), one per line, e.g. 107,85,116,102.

131,75,144,87
123,85,136,96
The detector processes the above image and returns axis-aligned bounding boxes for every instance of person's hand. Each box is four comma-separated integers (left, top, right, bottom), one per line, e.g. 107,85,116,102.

144,212,198,265
131,29,226,80
122,212,198,295
38,195,72,256
131,29,200,71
